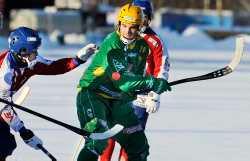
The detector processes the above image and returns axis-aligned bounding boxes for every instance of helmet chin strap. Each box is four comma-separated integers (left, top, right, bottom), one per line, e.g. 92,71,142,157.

11,53,28,68
22,57,38,69
12,52,37,69
140,26,147,33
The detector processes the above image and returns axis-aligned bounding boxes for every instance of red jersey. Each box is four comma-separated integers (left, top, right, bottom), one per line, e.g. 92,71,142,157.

0,50,82,95
141,28,170,80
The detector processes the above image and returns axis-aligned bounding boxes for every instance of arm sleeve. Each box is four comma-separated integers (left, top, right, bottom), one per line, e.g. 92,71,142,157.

31,55,82,75
146,36,170,80
106,49,154,93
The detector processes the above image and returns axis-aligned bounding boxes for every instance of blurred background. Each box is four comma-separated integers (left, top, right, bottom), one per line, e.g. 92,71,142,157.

1,0,250,46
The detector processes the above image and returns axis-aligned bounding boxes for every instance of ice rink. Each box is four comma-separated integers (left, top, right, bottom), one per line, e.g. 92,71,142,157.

4,45,249,161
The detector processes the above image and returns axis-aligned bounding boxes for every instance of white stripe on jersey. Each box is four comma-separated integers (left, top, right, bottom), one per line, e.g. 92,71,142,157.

0,54,13,93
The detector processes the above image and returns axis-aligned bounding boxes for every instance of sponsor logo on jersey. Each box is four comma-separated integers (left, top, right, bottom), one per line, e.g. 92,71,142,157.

123,124,143,134
99,85,122,98
139,46,147,53
148,37,158,47
93,67,105,77
127,52,137,57
128,43,135,50
87,108,94,118
113,59,125,72
112,72,121,81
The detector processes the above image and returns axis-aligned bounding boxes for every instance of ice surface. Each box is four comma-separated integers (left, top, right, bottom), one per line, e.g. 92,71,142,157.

5,47,249,161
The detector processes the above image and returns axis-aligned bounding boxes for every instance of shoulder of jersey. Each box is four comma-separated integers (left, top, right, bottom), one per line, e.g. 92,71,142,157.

147,34,163,48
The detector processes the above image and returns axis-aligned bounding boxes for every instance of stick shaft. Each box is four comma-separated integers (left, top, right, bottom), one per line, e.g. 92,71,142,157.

37,144,57,161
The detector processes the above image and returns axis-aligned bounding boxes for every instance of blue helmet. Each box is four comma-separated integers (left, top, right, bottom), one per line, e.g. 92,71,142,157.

8,27,41,55
133,0,153,20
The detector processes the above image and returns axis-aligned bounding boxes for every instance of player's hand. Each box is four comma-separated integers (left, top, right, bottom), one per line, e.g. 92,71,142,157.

76,43,98,62
145,91,160,113
152,78,171,94
19,127,43,150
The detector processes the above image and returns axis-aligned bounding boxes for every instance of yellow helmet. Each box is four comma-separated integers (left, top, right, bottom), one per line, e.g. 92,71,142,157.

117,3,142,25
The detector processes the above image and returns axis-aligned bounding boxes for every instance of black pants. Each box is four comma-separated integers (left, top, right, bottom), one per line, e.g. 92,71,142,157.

0,121,17,159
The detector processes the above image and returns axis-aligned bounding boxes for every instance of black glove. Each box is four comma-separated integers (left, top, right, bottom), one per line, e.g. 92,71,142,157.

19,127,43,150
152,78,171,94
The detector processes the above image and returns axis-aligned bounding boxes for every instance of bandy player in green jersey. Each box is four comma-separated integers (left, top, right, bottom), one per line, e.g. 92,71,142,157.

76,3,171,161
100,1,171,161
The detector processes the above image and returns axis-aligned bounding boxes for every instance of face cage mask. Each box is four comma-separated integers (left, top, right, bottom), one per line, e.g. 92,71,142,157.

15,49,38,69
22,56,38,69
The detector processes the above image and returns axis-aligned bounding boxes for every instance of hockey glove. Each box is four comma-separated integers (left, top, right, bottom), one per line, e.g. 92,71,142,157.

145,91,160,113
0,105,24,132
152,78,171,94
19,127,43,150
133,94,147,108
76,43,98,62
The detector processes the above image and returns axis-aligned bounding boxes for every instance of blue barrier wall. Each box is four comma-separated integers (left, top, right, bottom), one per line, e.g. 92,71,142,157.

160,10,233,33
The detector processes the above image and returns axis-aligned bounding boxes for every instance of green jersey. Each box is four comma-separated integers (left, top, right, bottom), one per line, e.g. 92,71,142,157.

78,31,154,100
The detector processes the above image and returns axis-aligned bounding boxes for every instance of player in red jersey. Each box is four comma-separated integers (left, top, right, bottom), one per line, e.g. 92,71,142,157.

0,26,97,161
